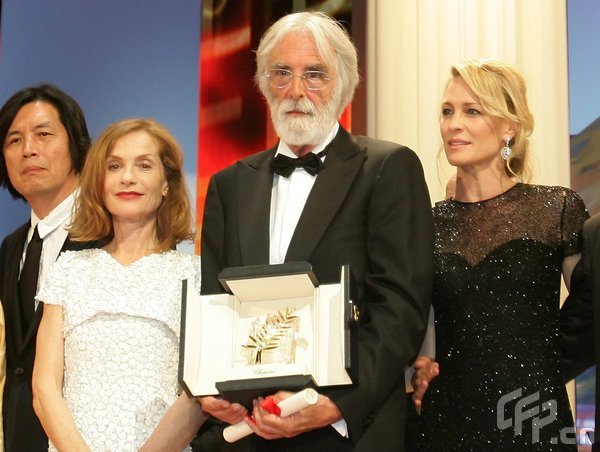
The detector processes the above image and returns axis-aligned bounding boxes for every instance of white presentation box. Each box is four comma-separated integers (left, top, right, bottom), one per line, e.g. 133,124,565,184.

178,262,357,407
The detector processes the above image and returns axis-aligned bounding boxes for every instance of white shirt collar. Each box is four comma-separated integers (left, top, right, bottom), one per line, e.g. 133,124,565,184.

275,122,339,158
30,190,77,240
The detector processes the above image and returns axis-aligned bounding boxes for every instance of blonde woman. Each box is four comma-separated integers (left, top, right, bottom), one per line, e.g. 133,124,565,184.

416,60,588,450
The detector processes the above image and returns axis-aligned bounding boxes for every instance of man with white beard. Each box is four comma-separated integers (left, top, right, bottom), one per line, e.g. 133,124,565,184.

198,11,433,452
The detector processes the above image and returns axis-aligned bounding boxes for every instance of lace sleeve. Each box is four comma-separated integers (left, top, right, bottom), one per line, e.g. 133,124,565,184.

561,188,590,257
35,250,79,307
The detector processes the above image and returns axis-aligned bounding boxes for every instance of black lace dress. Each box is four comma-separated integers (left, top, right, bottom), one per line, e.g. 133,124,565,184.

419,183,588,451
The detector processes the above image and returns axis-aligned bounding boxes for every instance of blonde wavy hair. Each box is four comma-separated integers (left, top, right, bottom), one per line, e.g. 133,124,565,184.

449,59,535,181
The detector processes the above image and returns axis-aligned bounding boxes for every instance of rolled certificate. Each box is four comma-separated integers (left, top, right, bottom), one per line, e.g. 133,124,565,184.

223,388,319,443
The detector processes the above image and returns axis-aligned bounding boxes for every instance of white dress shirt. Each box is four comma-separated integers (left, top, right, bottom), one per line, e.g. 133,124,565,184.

20,191,77,309
269,123,338,264
268,123,348,436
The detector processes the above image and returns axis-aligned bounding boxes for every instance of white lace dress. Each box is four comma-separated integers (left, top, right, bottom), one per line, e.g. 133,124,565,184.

37,249,200,452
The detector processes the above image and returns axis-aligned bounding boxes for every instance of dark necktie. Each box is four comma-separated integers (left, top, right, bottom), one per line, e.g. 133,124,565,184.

270,151,325,177
18,225,43,332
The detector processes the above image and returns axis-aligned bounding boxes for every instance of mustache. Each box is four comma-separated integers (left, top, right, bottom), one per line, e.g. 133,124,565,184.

270,94,337,146
277,98,317,116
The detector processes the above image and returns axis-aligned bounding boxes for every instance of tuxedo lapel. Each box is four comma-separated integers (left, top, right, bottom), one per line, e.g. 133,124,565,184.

3,223,29,354
237,150,275,265
21,303,43,348
285,128,365,262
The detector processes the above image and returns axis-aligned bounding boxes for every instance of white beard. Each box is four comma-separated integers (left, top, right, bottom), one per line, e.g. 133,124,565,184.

270,97,337,146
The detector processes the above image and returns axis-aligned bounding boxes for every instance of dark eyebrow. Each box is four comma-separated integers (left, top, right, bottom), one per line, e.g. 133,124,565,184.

33,121,55,130
5,121,58,145
6,120,54,134
441,101,481,108
270,63,327,72
107,153,156,161
135,154,157,160
306,64,327,72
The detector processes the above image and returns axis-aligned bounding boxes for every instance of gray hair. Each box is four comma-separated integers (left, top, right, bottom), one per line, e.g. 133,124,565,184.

255,11,359,118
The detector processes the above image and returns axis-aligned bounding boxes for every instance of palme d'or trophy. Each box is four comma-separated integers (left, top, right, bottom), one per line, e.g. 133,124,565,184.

242,307,299,365
226,307,315,444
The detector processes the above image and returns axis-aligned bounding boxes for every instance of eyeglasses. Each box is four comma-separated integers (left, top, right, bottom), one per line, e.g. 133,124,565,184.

266,69,331,91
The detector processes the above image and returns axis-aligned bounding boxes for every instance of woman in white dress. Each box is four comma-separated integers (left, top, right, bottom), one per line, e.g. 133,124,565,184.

31,118,243,451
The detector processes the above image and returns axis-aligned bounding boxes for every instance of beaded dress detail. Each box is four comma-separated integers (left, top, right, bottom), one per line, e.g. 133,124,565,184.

419,184,588,451
37,249,200,452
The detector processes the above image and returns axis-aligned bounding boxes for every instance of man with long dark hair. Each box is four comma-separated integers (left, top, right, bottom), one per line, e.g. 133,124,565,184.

0,84,91,451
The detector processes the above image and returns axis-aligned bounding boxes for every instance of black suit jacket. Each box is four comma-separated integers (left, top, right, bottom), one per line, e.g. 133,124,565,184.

200,126,434,451
561,213,600,450
0,221,97,452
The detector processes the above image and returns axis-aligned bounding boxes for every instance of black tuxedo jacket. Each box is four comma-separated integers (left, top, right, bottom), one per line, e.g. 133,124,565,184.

561,214,600,450
200,126,434,451
0,221,97,452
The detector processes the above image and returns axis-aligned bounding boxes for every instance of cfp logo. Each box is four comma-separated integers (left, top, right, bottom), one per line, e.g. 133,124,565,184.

497,388,595,445
497,388,557,443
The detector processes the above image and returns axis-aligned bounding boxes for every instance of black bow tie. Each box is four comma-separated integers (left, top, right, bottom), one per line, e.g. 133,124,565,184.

270,151,325,177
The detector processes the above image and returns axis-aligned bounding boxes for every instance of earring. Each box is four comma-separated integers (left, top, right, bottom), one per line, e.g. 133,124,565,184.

500,137,512,160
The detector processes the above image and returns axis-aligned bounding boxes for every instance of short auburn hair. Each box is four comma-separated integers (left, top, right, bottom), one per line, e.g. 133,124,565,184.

69,118,194,251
